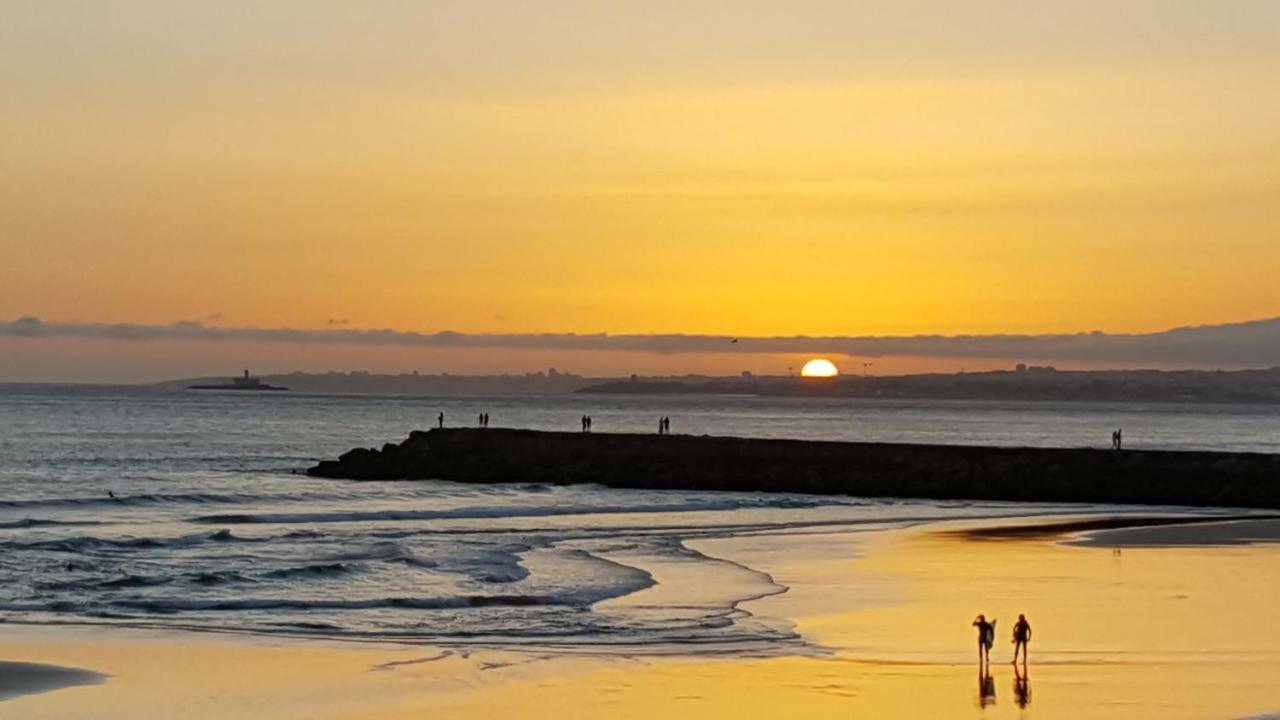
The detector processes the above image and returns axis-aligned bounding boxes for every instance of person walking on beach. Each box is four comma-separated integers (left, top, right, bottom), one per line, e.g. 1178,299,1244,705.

973,614,995,665
1012,614,1032,665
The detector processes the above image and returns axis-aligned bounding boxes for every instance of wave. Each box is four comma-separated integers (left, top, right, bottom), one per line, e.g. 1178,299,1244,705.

3,529,254,553
191,499,805,526
261,562,355,580
0,492,263,510
0,488,377,510
36,574,173,591
320,540,439,569
0,518,103,529
191,571,254,586
104,595,563,613
37,569,259,592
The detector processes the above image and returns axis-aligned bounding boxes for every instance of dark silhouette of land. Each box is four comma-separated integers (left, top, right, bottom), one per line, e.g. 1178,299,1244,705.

581,366,1280,404
159,366,1280,402
309,428,1280,509
167,369,588,395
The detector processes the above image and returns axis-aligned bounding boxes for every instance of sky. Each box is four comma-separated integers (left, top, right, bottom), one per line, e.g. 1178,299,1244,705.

3,2,1279,381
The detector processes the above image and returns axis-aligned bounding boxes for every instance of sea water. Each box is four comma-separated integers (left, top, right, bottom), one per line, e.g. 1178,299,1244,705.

1,385,1275,653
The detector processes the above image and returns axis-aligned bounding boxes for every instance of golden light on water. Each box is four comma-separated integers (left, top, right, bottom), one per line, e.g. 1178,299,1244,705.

800,358,839,378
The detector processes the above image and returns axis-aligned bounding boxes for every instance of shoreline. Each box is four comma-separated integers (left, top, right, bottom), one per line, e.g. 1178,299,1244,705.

948,513,1280,541
6,511,1280,718
310,428,1280,509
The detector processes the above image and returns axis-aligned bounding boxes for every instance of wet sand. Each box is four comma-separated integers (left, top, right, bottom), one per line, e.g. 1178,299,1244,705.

1075,516,1280,547
951,513,1280,541
6,513,1280,719
0,660,104,702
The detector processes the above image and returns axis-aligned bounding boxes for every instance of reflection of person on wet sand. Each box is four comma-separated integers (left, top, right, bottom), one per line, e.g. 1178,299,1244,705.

1012,614,1032,665
1013,664,1031,708
977,666,996,707
972,614,995,665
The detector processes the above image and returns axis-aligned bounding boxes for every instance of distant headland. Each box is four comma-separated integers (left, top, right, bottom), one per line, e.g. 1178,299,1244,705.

310,428,1280,510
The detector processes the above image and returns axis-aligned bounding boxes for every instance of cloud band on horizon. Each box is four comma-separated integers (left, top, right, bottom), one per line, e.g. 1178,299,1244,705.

4,316,1279,367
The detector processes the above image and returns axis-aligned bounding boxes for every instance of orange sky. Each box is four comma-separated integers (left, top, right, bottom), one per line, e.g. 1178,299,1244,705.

3,3,1278,380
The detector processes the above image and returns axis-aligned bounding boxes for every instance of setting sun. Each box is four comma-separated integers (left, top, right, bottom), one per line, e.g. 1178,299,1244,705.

800,358,840,378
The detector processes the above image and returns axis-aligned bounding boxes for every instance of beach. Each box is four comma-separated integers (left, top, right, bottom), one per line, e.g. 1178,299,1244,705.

6,512,1280,720
5,388,1280,718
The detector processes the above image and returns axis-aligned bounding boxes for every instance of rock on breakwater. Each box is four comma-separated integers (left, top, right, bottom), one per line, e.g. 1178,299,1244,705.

308,428,1280,509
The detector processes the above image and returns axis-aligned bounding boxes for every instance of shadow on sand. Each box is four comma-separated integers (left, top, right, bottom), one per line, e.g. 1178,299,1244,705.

0,661,105,702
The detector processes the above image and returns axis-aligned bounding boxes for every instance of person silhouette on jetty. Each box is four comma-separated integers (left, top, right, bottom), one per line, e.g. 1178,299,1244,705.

973,614,995,665
438,412,444,429
1112,428,1123,450
1012,614,1032,665
664,416,670,434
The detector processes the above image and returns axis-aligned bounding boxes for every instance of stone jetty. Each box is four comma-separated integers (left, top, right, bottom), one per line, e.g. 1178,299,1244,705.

308,428,1280,509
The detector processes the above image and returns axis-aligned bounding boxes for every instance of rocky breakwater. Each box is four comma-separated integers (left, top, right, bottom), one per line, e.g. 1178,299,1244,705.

308,428,1280,509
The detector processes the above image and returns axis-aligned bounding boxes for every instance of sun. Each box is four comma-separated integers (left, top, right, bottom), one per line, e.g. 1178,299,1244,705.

800,358,840,378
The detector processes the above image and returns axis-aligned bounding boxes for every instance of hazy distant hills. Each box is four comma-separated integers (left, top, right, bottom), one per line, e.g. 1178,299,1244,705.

155,366,1280,403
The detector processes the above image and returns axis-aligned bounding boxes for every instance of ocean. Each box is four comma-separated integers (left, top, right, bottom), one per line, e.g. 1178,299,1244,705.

1,385,1276,653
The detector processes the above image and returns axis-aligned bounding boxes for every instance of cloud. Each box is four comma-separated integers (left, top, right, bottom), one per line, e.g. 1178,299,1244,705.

2,316,1278,367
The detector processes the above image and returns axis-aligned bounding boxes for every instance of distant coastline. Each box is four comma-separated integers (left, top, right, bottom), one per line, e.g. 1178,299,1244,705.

153,366,1280,403
578,366,1280,404
187,382,288,391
